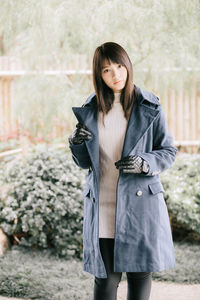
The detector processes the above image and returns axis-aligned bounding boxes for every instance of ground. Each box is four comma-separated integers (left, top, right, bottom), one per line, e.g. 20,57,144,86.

118,280,200,300
0,280,200,300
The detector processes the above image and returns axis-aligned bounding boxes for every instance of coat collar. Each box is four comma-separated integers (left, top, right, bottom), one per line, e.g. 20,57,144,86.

121,85,160,158
72,85,160,177
82,85,161,108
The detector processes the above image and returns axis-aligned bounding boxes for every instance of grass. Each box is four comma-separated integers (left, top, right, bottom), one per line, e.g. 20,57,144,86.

0,241,199,300
0,247,93,300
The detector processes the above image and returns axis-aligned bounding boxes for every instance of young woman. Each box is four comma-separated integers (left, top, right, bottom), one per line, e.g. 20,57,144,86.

68,42,178,300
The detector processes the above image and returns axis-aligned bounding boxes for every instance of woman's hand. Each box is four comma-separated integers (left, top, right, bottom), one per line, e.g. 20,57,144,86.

69,123,92,145
115,155,149,174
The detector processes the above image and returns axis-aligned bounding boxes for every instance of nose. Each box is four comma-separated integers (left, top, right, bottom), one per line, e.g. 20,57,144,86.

112,68,120,80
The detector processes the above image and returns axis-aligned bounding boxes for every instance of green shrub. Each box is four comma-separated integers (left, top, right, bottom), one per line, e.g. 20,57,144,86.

1,149,199,258
161,153,200,241
0,144,87,259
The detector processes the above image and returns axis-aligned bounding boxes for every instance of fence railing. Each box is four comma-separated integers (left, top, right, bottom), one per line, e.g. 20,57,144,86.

0,56,200,149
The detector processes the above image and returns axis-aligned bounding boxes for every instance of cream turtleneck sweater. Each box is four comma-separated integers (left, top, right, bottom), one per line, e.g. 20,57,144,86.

98,92,128,238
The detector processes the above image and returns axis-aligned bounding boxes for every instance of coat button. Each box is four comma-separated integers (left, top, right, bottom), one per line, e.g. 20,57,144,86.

92,197,95,203
136,190,143,196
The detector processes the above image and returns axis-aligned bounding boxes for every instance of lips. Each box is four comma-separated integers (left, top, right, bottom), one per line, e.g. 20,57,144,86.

114,80,121,84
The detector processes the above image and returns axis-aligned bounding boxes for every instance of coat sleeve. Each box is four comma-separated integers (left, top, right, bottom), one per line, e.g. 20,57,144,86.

138,105,178,176
68,140,92,169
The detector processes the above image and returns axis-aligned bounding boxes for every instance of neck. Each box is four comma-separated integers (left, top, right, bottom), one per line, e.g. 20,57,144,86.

113,91,121,103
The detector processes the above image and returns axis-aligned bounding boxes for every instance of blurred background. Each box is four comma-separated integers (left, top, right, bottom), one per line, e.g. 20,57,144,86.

0,1,200,299
0,0,199,154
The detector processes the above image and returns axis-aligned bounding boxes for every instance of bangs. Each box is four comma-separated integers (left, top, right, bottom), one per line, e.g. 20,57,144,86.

99,48,126,69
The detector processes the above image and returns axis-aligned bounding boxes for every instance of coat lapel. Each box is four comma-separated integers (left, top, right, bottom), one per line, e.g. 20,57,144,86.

121,86,160,158
72,99,99,184
72,85,160,175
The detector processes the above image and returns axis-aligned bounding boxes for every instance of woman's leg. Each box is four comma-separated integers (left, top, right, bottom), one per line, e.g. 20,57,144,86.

93,238,122,300
126,271,152,300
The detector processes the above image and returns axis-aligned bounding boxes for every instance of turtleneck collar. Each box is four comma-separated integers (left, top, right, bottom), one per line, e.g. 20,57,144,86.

113,92,121,103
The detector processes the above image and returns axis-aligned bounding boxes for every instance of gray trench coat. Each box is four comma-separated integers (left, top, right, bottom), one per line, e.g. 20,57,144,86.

69,85,178,278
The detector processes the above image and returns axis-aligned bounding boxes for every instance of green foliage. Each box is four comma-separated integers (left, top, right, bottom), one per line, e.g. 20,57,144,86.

13,74,91,143
0,145,87,258
161,154,200,241
0,150,199,260
0,139,21,152
0,0,199,70
1,0,199,142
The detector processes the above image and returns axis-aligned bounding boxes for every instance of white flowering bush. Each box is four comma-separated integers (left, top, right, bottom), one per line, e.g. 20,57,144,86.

161,153,200,241
1,150,199,256
0,145,87,258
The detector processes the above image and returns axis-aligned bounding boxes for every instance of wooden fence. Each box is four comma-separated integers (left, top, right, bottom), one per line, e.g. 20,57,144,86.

0,56,200,151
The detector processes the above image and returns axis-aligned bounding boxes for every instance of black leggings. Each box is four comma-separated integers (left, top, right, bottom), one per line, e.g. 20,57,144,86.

93,238,152,300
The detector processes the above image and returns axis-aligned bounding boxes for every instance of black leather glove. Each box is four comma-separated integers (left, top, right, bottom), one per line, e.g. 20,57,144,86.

68,123,92,145
115,155,149,174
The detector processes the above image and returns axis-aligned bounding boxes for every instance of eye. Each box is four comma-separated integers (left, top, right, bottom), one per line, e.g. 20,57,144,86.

118,64,122,68
103,69,109,73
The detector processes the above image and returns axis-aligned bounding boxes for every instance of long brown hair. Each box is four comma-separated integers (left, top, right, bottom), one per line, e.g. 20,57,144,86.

92,42,136,121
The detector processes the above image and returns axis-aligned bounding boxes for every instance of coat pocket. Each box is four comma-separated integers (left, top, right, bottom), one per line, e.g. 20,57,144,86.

148,181,165,194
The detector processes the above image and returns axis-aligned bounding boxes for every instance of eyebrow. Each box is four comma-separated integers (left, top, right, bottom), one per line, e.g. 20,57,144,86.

102,65,110,69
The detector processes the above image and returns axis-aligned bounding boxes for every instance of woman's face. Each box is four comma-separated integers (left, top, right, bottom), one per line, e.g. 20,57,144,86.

101,59,128,93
